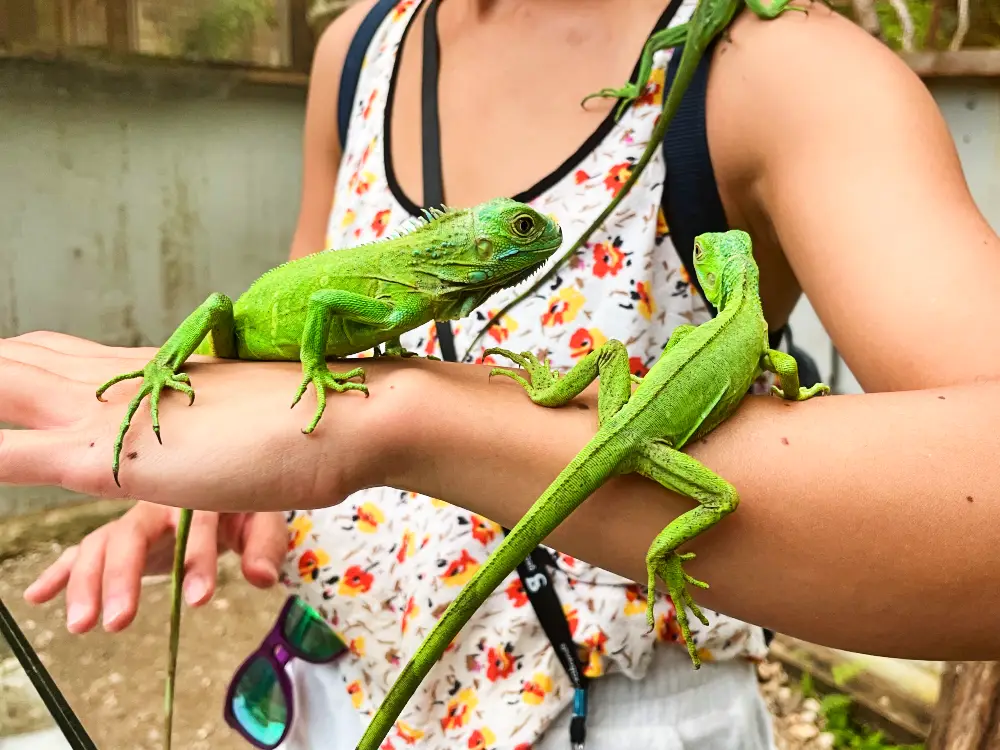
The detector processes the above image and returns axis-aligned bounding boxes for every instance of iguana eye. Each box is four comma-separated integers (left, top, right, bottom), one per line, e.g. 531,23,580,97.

513,215,535,236
693,243,704,261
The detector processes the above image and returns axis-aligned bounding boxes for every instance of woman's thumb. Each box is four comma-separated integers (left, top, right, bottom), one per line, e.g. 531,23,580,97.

239,512,288,589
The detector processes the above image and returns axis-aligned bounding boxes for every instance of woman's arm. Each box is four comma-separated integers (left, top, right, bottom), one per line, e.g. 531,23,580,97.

0,337,997,661
287,0,378,260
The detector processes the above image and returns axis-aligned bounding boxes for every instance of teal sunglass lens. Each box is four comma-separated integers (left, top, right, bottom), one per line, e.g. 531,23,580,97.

231,656,288,746
283,599,346,661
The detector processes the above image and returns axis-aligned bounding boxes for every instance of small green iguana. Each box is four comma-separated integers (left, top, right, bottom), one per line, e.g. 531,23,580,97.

355,229,830,750
93,197,563,750
460,0,805,362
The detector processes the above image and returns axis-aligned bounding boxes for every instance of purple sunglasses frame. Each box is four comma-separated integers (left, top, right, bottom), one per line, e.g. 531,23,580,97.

223,595,348,749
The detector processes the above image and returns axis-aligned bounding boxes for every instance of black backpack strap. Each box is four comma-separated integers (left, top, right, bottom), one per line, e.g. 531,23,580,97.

337,0,400,149
660,37,791,358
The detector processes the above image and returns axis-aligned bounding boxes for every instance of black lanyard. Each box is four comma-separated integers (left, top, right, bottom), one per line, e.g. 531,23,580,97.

419,1,589,746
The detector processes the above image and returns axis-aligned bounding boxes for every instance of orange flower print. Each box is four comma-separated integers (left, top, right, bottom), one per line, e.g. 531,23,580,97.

440,550,480,587
381,741,396,750
441,687,478,732
592,237,628,278
372,209,392,238
582,630,609,678
603,161,634,197
474,352,497,366
635,67,666,109
486,312,519,344
562,604,579,636
656,610,683,644
521,673,553,705
394,722,424,745
635,281,656,320
424,324,438,356
297,548,329,581
347,680,364,709
349,636,365,658
396,529,415,564
541,287,585,328
569,327,608,359
340,208,357,229
656,206,669,239
468,727,497,749
287,515,312,551
354,171,376,196
392,0,415,21
574,169,591,184
629,356,650,378
401,596,419,634
624,584,647,616
337,565,374,597
469,514,501,545
486,644,515,682
559,553,576,567
505,578,528,608
675,262,698,298
513,745,533,750
362,89,378,120
354,502,384,534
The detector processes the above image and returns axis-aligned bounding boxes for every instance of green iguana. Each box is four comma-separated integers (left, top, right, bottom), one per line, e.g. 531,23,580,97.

355,229,830,750
93,197,563,750
460,0,805,362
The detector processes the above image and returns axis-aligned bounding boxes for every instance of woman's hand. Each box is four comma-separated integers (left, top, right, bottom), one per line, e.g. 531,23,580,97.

0,331,410,512
24,503,288,634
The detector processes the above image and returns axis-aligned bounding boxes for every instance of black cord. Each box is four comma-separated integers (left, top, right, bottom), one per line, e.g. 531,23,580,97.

0,593,99,750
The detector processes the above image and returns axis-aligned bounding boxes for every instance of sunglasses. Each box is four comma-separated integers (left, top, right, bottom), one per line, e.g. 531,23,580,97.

224,595,348,748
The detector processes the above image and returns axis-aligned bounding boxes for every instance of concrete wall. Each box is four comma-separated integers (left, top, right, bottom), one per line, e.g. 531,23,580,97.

1,60,998,514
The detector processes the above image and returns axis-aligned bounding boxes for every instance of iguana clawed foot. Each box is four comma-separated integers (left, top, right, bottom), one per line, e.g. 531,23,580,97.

771,382,830,400
580,83,641,121
484,347,561,397
96,362,197,486
646,550,710,669
291,363,368,434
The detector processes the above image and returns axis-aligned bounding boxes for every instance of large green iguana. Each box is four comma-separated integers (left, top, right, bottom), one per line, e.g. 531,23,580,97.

459,0,806,362
355,229,830,750
93,197,563,750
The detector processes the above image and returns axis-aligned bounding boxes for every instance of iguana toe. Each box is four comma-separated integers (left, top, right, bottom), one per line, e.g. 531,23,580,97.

294,364,369,435
648,550,710,669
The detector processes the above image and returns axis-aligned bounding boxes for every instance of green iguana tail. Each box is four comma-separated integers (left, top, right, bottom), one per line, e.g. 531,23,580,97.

164,508,193,750
355,441,619,750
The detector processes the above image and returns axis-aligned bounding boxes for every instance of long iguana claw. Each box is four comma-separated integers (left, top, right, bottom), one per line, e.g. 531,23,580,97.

96,362,198,487
647,551,710,669
484,347,561,397
291,363,368,434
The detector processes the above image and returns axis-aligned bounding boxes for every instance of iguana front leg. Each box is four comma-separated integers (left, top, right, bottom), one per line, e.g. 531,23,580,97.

580,24,689,119
485,340,633,424
95,292,237,485
761,348,831,400
293,291,422,434
634,439,740,668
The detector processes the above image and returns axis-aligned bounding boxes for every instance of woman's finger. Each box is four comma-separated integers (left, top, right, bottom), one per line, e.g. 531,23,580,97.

0,339,150,385
239,513,287,589
100,507,173,632
7,331,157,359
0,358,87,429
0,429,90,488
179,510,221,606
64,529,110,634
23,546,79,604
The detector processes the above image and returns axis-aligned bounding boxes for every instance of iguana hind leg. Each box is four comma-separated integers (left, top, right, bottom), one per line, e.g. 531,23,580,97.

485,340,632,424
634,439,740,669
580,23,689,119
96,292,237,486
761,348,831,400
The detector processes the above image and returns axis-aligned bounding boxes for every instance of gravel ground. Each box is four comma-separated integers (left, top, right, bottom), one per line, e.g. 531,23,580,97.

0,544,832,750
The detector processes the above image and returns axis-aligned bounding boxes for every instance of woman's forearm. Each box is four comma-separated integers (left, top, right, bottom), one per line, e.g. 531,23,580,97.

383,361,1000,661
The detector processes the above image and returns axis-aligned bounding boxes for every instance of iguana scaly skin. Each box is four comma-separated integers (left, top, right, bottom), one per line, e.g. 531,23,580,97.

459,0,804,362
93,197,563,750
356,229,829,750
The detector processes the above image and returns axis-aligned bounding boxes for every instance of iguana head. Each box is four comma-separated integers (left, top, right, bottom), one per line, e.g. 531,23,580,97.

691,229,758,311
405,197,562,318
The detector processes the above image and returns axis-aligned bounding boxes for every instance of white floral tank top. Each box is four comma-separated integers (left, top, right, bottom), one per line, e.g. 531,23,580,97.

282,1,774,748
